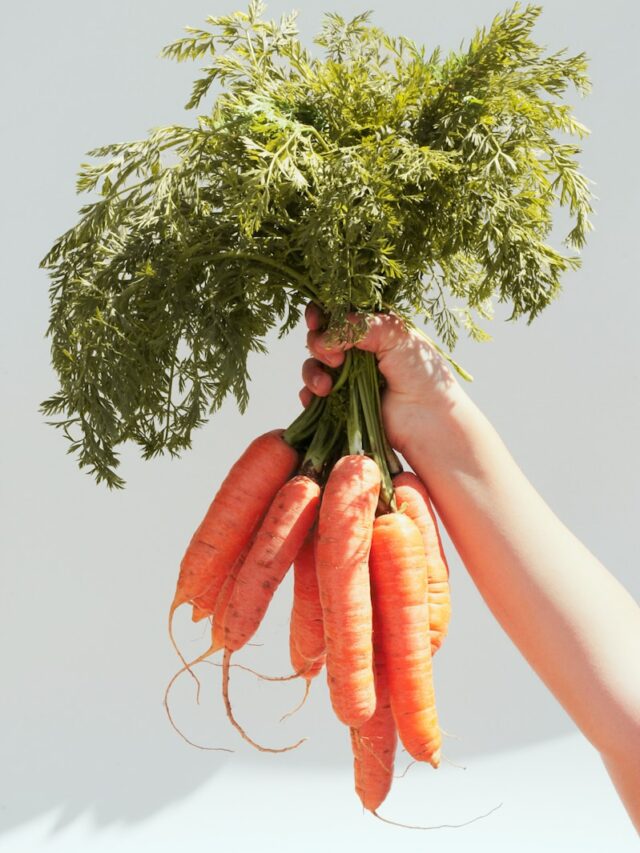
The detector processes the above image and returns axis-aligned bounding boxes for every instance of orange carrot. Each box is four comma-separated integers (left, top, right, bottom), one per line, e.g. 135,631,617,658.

165,520,271,710
219,474,320,754
289,637,325,682
190,604,210,623
211,573,236,652
369,511,441,767
289,530,325,667
223,474,321,651
210,507,304,655
315,454,380,728
170,429,298,626
191,530,256,623
278,631,325,723
283,529,326,718
393,471,451,654
351,617,397,812
191,512,265,654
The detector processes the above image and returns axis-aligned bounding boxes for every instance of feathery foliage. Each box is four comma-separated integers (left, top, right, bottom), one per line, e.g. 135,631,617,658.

40,1,592,486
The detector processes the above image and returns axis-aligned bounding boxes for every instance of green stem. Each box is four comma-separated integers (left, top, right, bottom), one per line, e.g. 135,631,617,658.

353,350,398,511
116,251,318,309
364,351,402,478
330,348,352,395
347,373,364,456
203,252,319,301
163,359,176,444
299,124,333,153
300,402,343,478
283,394,325,447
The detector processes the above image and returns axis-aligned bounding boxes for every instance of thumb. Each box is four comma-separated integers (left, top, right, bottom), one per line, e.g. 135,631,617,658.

348,312,411,358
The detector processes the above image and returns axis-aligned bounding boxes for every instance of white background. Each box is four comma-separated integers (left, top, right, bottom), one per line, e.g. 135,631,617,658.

1,0,638,848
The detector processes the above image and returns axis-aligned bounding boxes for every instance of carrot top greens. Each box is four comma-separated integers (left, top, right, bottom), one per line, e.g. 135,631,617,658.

40,0,592,488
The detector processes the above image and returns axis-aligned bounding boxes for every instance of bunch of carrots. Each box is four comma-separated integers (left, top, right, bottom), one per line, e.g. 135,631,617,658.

168,426,451,817
35,0,591,826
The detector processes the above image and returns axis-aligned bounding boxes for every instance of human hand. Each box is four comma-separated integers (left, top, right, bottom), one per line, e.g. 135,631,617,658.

300,304,460,458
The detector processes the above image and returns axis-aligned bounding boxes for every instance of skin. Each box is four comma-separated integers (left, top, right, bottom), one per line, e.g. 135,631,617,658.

301,303,640,832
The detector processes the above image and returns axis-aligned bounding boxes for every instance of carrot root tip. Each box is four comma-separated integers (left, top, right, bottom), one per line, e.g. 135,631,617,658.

279,679,311,723
163,655,233,753
394,760,417,780
442,754,467,771
221,649,307,754
168,600,203,695
439,726,462,741
200,659,307,682
371,801,503,830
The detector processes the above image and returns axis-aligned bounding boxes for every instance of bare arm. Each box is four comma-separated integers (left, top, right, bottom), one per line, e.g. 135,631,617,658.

302,306,640,830
405,385,640,828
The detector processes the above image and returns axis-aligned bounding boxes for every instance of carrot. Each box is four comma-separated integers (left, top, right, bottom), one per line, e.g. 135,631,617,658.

350,617,397,812
165,545,257,711
218,468,320,754
223,474,321,651
289,529,325,666
172,429,298,611
393,471,451,654
280,529,326,719
197,518,263,647
168,429,298,661
369,511,441,767
192,530,257,623
315,454,380,728
289,637,325,682
190,604,210,623
211,573,236,652
281,636,325,721
164,529,261,712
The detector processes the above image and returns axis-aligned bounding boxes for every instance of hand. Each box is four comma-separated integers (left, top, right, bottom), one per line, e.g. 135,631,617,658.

300,304,460,458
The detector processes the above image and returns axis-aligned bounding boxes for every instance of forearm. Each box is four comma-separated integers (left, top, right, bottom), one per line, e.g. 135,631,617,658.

401,386,640,759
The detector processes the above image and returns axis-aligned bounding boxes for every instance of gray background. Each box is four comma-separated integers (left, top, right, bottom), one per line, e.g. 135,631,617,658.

1,0,638,847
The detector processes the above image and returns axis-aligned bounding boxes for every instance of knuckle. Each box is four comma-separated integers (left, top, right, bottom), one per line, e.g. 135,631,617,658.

301,357,316,380
306,329,321,354
308,333,335,364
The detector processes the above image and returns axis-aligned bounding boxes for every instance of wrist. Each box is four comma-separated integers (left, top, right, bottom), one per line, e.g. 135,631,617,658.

392,380,477,469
